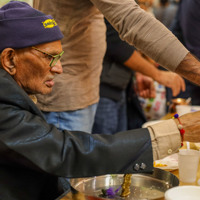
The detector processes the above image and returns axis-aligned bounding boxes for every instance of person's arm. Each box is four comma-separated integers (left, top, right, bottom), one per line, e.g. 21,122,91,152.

124,50,186,96
0,70,153,176
91,0,188,71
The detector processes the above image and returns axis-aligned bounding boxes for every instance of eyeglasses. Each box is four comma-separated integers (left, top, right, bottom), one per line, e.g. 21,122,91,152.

32,46,64,67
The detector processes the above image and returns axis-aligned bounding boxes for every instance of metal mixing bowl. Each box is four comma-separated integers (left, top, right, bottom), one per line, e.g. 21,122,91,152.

70,168,179,200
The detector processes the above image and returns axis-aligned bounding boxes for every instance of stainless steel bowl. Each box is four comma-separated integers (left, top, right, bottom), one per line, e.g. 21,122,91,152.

70,168,179,200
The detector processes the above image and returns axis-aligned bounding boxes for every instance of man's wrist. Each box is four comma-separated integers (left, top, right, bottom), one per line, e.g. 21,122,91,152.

176,53,200,86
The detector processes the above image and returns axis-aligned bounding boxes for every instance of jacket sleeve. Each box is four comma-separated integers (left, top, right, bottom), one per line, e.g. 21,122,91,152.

90,0,189,71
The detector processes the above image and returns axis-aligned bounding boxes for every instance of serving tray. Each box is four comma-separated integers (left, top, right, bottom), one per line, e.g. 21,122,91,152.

70,168,179,200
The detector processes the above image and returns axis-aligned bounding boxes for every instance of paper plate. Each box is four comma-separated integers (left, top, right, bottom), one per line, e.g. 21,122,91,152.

154,153,178,171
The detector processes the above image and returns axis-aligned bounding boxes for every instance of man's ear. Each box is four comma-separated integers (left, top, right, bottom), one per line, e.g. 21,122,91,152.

1,48,16,75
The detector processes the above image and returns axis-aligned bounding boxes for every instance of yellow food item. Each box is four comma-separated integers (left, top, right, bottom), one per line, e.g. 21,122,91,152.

153,161,167,167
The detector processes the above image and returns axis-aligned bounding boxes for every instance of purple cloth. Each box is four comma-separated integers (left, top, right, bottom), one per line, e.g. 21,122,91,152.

0,1,63,52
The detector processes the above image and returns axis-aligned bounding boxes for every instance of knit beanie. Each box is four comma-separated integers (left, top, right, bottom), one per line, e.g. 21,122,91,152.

0,1,63,52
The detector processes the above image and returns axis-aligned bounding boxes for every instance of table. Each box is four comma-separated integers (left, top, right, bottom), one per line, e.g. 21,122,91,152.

59,148,200,200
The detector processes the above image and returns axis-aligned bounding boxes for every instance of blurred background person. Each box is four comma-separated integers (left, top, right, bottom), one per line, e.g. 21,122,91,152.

153,0,179,29
166,0,200,106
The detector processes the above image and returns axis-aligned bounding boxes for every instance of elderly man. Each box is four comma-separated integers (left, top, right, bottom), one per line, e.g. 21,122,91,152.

1,1,200,200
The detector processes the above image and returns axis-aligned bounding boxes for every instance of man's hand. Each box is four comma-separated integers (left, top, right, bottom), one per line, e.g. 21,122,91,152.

135,72,156,99
155,71,186,96
175,111,200,143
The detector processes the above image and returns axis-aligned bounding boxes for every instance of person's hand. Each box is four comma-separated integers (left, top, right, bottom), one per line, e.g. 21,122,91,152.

175,111,200,143
155,71,186,96
134,72,156,98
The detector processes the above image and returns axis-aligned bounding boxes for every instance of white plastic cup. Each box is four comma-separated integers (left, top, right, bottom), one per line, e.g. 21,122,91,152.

178,149,200,183
165,186,200,200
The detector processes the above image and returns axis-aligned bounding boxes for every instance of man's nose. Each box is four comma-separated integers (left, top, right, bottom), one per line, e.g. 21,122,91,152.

50,60,63,74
